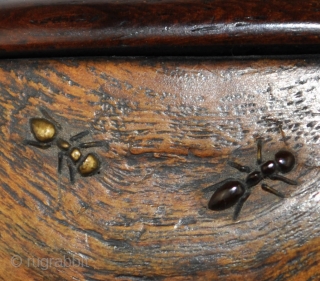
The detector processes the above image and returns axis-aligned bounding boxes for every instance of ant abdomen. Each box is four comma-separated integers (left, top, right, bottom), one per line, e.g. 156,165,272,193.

78,153,100,177
208,181,245,211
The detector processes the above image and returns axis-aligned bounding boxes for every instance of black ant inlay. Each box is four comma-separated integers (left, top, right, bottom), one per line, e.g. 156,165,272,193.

24,109,108,183
203,138,297,220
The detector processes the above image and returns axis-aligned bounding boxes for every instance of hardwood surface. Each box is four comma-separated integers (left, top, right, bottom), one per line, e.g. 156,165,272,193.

0,56,319,280
1,0,320,57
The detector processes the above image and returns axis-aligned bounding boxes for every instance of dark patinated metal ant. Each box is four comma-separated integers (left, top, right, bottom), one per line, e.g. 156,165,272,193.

203,138,297,220
24,108,108,183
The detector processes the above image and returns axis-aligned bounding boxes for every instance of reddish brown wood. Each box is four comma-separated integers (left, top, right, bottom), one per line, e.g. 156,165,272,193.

0,57,319,280
1,0,320,57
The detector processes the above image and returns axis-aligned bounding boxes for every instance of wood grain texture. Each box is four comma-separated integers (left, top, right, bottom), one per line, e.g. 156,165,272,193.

1,0,320,57
0,56,320,280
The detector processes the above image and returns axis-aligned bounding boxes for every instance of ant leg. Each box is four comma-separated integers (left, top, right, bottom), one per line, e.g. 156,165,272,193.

202,178,238,193
24,140,52,149
228,161,250,173
257,137,262,164
70,130,90,142
79,140,109,149
269,174,297,185
233,190,251,221
66,159,75,184
58,152,63,174
261,183,285,198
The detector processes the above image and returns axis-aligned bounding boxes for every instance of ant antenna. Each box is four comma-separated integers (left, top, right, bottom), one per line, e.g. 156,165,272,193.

264,117,288,147
278,122,288,147
256,137,263,164
39,108,62,130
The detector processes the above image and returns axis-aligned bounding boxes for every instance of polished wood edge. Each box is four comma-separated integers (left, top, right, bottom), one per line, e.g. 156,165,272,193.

1,0,320,58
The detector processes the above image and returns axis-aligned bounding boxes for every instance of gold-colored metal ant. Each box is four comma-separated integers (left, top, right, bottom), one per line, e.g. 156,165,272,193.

24,108,108,183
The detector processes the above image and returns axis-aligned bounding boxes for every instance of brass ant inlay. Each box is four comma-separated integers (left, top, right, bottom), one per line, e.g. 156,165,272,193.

24,109,108,183
78,153,100,176
70,147,82,162
30,118,56,142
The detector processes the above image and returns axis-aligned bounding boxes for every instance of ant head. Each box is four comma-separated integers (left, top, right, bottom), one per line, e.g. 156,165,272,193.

30,118,57,143
274,150,295,174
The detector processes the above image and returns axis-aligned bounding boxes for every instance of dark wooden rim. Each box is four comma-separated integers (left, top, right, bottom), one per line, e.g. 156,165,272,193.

1,0,320,58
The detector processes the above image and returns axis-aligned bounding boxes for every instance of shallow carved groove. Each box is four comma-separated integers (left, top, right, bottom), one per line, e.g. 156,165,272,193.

0,57,319,280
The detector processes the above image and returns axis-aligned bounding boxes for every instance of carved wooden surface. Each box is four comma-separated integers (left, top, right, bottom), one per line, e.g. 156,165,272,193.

0,56,319,280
